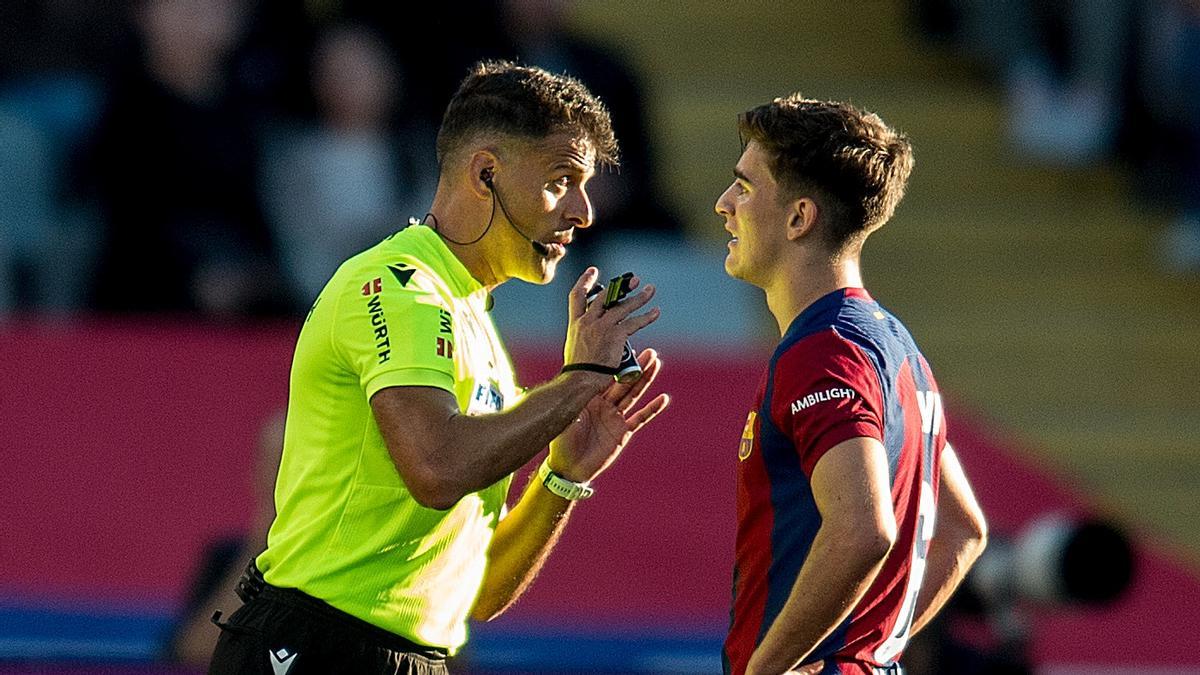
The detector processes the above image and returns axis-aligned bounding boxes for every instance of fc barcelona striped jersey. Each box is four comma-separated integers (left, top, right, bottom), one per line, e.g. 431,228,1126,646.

724,287,946,675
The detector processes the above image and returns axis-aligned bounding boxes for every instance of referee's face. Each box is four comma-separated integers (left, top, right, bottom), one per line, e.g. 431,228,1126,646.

493,133,596,285
715,141,787,287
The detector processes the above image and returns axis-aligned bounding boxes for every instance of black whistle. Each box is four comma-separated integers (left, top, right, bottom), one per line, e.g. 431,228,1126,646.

586,272,643,383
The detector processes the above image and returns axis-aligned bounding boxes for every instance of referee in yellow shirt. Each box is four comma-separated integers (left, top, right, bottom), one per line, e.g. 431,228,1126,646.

208,60,669,674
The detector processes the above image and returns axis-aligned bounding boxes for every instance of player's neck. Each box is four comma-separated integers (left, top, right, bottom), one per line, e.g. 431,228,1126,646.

766,256,863,336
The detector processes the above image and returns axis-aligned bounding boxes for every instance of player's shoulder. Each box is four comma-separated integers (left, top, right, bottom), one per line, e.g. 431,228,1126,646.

832,293,938,389
842,294,928,365
827,289,925,355
774,327,876,378
772,289,891,381
767,327,885,422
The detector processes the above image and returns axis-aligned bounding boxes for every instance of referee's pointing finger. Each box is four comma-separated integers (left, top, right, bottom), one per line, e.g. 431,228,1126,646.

569,267,598,319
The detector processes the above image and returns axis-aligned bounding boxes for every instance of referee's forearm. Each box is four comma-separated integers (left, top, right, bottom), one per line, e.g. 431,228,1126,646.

471,475,574,621
436,371,610,499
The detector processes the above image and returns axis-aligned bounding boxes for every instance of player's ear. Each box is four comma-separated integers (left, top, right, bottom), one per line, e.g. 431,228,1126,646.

786,197,818,241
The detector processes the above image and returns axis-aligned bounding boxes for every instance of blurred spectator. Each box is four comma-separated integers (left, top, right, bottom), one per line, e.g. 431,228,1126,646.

915,0,1200,274
77,0,290,317
5,0,684,315
942,0,1135,164
228,2,319,124
499,0,682,252
0,2,126,312
259,23,436,307
0,103,55,312
1133,1,1200,273
329,0,513,130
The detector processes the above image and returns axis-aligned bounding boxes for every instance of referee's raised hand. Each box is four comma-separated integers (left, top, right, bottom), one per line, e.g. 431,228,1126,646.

562,266,660,373
549,347,670,484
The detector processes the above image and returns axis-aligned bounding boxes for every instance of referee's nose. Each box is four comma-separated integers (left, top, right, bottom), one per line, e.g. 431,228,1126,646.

564,184,594,230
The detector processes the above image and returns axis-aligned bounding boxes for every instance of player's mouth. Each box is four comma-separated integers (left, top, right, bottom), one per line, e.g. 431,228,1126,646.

724,222,738,247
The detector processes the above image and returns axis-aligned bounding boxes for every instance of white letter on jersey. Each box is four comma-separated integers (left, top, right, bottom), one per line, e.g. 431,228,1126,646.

916,391,942,436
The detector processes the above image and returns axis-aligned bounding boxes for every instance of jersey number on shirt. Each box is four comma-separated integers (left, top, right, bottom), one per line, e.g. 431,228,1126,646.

874,389,942,663
874,479,935,663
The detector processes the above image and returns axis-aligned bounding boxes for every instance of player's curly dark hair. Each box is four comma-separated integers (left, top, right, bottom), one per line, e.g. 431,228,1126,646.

738,95,913,251
437,60,619,170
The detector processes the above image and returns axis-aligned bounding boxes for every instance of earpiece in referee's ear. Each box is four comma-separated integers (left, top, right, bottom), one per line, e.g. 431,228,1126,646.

480,167,494,188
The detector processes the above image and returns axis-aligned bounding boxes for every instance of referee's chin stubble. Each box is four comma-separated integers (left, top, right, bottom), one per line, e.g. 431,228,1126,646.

534,238,568,282
516,246,558,285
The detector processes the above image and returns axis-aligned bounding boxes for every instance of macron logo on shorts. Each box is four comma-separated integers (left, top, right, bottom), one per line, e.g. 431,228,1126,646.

790,387,858,414
269,647,298,675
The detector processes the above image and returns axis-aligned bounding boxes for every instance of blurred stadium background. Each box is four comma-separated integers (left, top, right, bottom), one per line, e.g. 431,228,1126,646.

2,1,1199,673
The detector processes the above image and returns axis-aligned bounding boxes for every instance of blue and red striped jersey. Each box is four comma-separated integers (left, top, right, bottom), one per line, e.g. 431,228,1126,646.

724,287,945,675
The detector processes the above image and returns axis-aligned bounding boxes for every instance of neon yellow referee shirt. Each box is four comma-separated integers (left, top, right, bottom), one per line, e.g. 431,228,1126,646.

257,224,519,652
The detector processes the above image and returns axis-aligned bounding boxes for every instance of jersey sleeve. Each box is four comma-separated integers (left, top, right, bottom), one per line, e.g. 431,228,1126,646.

330,265,457,400
770,329,886,477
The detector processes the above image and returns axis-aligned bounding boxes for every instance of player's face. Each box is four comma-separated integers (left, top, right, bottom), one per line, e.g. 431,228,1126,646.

715,141,789,288
492,133,596,285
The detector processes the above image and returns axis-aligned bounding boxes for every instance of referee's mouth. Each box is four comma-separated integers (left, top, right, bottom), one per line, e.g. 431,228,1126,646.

538,233,573,258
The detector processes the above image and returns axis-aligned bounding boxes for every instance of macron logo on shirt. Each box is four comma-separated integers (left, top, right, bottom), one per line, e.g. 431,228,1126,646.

269,648,297,675
790,387,858,414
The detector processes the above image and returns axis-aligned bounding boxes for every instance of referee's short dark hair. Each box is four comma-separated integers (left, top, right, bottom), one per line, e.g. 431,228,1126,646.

437,60,619,171
738,95,914,252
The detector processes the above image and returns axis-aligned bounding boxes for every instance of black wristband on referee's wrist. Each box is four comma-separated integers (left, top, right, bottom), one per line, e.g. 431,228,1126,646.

561,362,620,377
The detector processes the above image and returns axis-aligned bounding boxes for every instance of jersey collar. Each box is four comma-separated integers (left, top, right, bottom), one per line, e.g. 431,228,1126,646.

411,224,485,299
783,286,874,339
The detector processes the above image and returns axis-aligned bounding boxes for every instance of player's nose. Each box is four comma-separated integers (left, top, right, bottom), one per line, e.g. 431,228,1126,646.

715,184,735,217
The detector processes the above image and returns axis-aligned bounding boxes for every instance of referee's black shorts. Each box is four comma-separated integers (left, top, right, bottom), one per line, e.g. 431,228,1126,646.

208,562,449,675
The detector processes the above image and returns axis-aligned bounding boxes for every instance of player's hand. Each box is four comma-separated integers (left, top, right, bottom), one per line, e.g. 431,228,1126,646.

548,348,669,483
562,267,659,371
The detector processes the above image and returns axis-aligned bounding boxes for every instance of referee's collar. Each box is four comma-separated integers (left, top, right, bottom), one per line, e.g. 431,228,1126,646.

409,224,486,299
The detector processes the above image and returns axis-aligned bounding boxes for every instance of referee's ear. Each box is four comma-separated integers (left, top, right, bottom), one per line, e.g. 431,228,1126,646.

468,150,500,200
786,197,819,241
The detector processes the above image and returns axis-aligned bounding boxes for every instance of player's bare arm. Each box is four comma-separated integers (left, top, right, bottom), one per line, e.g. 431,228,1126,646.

746,437,897,675
472,347,669,620
908,443,988,636
371,267,660,510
